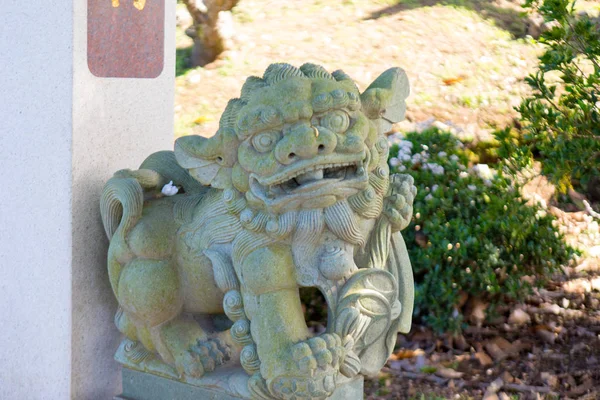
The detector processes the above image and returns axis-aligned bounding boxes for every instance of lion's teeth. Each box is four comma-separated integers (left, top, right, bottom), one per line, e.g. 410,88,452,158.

296,169,323,184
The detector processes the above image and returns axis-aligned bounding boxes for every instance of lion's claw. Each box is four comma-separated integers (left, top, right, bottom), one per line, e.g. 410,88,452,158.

267,334,344,399
176,337,230,378
174,350,205,378
292,334,343,372
383,174,417,231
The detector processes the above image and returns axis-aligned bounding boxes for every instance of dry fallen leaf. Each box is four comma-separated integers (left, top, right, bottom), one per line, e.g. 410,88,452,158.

484,342,507,362
482,394,499,400
489,337,512,351
540,302,562,315
541,371,559,388
193,115,214,125
390,348,424,360
442,75,466,86
475,351,493,367
500,371,514,383
563,278,592,293
535,326,557,344
508,308,531,325
434,366,464,379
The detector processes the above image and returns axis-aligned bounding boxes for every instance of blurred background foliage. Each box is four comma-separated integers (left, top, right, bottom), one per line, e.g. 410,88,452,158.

174,0,598,335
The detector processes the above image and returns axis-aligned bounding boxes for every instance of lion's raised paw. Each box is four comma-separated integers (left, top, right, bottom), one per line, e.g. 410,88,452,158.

383,173,417,232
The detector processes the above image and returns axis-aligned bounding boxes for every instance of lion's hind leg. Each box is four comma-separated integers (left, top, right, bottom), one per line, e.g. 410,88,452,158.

116,258,215,378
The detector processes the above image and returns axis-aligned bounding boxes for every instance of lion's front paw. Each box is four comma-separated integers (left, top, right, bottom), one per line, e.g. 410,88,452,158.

267,334,345,399
291,334,344,374
383,173,417,231
175,338,230,378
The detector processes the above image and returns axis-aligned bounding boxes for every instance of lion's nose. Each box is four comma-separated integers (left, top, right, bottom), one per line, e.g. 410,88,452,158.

274,124,336,165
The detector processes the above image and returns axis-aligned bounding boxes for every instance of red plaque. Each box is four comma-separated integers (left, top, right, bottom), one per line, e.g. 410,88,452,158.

88,0,164,78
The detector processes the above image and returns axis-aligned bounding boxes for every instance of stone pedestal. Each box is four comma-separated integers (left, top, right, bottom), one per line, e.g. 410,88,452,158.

0,1,175,398
117,369,364,400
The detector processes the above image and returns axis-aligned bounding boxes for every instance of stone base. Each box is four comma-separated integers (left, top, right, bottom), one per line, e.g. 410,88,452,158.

116,368,364,400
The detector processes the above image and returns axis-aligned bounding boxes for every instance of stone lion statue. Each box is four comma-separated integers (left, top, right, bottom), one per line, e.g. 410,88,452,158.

101,63,416,399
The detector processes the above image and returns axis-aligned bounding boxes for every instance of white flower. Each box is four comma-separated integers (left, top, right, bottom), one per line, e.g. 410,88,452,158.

425,193,433,201
389,157,400,167
468,184,477,191
483,179,493,187
412,153,422,163
459,171,469,179
399,140,413,149
421,144,429,151
450,154,459,162
438,151,447,157
432,184,439,192
423,162,444,176
161,181,179,196
472,164,494,180
536,210,547,219
398,165,407,172
400,153,412,162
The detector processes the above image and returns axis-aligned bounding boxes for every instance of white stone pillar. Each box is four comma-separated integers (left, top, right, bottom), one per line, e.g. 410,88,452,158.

0,1,175,398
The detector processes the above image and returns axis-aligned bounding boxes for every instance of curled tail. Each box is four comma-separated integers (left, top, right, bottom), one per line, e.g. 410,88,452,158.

100,176,144,241
101,150,204,241
101,176,146,301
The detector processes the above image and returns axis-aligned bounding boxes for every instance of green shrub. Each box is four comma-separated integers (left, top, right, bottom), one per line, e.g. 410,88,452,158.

388,129,573,333
496,0,600,196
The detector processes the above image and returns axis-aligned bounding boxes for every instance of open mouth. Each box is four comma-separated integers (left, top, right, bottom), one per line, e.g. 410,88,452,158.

249,155,369,206
266,161,361,196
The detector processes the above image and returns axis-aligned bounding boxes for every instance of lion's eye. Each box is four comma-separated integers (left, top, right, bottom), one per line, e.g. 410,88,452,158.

252,131,280,153
320,110,350,133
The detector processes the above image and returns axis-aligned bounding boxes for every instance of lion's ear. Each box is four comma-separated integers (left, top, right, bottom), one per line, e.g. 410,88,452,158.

174,129,239,189
361,68,410,135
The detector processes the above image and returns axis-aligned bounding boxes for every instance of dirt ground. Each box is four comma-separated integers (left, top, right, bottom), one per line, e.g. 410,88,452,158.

174,1,600,398
175,0,548,140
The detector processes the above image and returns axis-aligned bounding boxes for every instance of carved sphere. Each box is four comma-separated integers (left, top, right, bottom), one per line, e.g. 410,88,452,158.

241,344,261,373
223,188,235,202
319,246,356,281
266,219,279,234
223,290,245,321
240,208,254,224
231,319,253,345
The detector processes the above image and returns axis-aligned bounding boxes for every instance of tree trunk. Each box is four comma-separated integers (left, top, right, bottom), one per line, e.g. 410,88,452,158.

182,0,240,66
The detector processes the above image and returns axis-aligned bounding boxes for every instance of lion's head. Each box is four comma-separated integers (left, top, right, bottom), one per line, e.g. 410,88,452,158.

175,63,409,215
